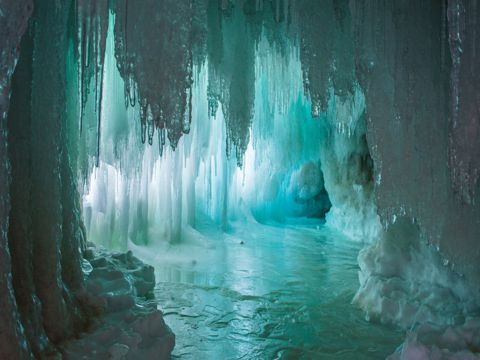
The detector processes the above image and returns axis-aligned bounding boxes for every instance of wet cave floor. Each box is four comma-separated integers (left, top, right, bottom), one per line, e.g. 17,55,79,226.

132,219,403,359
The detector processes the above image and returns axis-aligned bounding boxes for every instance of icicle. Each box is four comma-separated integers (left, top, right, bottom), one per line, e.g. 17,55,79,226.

84,15,90,69
311,102,321,118
183,87,192,134
80,13,90,125
158,127,165,157
124,82,130,108
236,150,244,168
94,0,109,167
128,74,136,107
160,126,166,146
275,0,281,23
96,63,104,167
77,2,84,134
77,1,93,136
94,9,99,111
140,103,147,144
208,95,218,118
225,135,231,159
158,133,163,156
124,0,129,53
141,122,147,144
147,123,154,145
170,134,178,151
147,105,154,145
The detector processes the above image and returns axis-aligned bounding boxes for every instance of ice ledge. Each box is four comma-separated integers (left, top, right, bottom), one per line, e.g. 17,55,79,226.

60,246,175,359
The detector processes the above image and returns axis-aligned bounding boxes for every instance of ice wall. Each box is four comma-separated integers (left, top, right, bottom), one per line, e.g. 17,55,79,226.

349,0,480,297
448,0,480,206
1,0,90,356
348,1,480,355
82,22,335,249
0,0,34,358
82,1,386,251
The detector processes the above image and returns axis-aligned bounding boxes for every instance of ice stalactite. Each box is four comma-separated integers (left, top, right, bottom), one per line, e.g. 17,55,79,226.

113,0,196,152
76,0,109,167
206,0,223,121
295,0,336,117
208,2,257,165
294,0,355,117
204,0,295,165
84,0,299,171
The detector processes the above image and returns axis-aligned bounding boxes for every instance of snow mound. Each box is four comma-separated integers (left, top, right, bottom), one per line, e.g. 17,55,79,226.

354,217,479,329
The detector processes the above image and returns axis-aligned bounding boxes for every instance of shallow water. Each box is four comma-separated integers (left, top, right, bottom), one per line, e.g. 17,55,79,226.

134,220,403,359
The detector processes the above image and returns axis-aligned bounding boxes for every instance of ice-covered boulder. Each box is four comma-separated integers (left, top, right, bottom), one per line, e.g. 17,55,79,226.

61,246,175,360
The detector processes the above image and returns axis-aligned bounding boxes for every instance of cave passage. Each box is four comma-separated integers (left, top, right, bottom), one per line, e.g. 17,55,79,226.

78,9,397,358
1,1,480,359
146,221,403,359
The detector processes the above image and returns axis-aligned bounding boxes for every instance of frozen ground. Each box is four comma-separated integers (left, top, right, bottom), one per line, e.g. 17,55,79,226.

131,218,403,359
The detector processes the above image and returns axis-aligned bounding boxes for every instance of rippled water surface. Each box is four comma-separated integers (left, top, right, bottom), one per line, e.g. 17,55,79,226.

135,220,403,359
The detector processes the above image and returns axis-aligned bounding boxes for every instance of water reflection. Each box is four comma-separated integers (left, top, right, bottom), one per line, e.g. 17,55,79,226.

134,220,403,359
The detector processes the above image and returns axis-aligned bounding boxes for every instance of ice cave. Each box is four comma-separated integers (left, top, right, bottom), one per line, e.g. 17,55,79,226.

1,0,480,359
